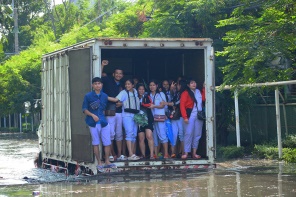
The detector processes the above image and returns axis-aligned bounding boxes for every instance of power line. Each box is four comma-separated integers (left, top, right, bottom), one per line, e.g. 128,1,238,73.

55,6,117,42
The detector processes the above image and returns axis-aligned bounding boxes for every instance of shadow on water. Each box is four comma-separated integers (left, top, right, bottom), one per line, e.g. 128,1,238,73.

75,169,210,184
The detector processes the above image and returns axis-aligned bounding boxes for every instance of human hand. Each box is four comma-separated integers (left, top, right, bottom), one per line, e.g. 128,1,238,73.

92,115,99,122
116,102,122,108
184,119,189,124
148,104,155,109
102,60,109,66
170,81,176,88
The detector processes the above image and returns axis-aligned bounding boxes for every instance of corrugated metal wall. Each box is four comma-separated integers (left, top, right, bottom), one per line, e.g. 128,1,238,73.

41,53,72,160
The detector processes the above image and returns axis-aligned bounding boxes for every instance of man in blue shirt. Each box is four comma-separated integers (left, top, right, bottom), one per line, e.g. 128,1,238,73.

82,77,116,171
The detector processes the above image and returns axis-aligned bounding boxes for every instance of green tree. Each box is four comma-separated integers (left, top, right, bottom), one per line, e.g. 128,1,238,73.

0,2,13,41
2,0,45,53
217,0,296,86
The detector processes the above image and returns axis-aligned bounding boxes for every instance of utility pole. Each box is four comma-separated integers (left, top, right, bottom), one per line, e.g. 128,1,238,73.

12,0,19,54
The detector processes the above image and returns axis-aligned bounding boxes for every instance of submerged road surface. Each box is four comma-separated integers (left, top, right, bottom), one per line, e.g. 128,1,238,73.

0,133,296,196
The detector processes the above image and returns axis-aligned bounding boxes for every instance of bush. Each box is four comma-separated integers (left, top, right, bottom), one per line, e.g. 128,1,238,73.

283,135,296,148
0,127,19,132
253,145,278,159
217,146,245,159
253,144,296,163
282,148,296,163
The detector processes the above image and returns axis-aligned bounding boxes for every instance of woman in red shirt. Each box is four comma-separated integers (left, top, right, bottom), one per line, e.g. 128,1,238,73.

180,78,203,159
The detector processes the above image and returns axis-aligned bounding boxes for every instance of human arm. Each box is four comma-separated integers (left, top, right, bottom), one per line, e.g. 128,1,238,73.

196,89,203,111
148,93,165,109
148,103,165,109
170,81,177,95
180,91,189,123
163,101,174,107
201,86,206,102
108,97,119,103
83,109,99,122
101,60,108,75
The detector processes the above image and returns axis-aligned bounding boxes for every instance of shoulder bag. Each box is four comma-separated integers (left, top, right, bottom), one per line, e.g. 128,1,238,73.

152,93,166,122
124,90,140,114
197,110,206,120
105,102,116,116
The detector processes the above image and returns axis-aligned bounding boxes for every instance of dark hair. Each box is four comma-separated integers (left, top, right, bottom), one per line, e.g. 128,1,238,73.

186,78,197,106
113,68,123,74
162,79,169,84
136,83,145,90
133,76,140,80
148,79,160,94
92,77,102,84
178,79,187,94
125,78,134,85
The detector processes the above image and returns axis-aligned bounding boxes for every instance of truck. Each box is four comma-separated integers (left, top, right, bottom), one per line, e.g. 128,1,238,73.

39,38,216,175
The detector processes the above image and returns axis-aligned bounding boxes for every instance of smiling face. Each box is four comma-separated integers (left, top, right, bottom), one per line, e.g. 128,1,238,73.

137,85,145,96
149,82,157,93
162,80,169,91
125,80,134,91
113,69,123,82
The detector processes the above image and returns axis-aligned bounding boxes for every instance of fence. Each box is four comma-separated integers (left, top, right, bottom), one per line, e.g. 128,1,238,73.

226,104,296,145
0,112,41,133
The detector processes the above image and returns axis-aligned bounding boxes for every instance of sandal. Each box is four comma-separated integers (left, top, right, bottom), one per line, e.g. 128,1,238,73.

193,154,201,159
164,154,169,159
181,154,188,159
171,153,176,158
150,156,155,160
117,155,127,161
97,165,104,172
109,156,115,162
128,154,140,160
104,163,117,168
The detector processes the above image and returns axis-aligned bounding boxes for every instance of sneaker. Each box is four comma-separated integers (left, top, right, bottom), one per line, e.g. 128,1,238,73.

117,155,127,161
109,156,114,162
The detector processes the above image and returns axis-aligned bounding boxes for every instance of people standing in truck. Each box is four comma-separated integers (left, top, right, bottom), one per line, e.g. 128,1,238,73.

137,83,155,159
164,80,187,158
133,76,141,88
82,77,116,171
101,60,126,161
162,80,172,102
148,80,169,159
180,78,203,159
108,79,141,160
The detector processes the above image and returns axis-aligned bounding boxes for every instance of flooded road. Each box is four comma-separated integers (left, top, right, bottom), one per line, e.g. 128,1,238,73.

0,133,296,196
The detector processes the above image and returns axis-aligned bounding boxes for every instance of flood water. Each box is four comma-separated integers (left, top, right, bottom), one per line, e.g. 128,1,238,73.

0,133,296,197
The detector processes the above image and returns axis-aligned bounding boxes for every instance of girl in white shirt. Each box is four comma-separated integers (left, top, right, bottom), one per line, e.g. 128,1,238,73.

148,80,169,159
109,79,140,160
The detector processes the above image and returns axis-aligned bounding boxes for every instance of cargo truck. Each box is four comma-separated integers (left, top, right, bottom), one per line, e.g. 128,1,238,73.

39,38,216,175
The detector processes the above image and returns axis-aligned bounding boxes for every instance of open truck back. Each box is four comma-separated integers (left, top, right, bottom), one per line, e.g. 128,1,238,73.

40,38,216,175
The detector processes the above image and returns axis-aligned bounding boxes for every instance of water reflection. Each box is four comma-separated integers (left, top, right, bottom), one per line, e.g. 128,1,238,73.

1,169,295,197
0,134,296,197
278,161,283,197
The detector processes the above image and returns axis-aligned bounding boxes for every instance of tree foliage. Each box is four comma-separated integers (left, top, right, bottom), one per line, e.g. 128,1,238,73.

1,0,295,145
217,0,296,86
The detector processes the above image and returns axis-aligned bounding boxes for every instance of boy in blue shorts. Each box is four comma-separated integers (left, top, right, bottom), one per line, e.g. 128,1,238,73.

82,77,116,171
